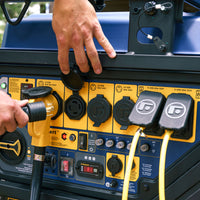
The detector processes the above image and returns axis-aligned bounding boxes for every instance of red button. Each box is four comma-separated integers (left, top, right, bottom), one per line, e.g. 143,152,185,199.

62,133,67,140
62,160,69,172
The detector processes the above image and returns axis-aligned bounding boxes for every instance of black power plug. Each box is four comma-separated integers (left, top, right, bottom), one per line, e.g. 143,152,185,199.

129,91,165,135
159,93,194,139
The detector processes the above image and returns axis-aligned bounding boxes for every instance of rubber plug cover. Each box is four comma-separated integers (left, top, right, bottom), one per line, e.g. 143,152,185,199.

61,69,84,92
22,86,52,99
87,94,111,127
113,96,134,130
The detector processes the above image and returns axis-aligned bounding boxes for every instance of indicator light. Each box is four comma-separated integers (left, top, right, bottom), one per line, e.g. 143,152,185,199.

62,133,67,140
0,82,7,89
83,166,94,173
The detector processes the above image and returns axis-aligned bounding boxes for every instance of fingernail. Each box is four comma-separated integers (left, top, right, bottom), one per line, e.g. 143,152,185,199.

95,68,102,74
62,70,70,75
110,51,116,58
22,99,29,103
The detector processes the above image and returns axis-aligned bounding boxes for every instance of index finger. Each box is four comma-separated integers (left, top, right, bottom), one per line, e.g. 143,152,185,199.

14,105,29,128
56,39,70,75
93,24,116,59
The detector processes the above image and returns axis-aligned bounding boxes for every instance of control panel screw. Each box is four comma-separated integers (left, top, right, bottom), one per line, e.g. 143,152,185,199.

143,184,150,191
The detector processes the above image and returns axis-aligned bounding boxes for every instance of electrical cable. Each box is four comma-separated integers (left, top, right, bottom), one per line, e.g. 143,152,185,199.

137,6,155,39
137,2,173,40
159,130,173,200
30,147,46,200
122,127,143,200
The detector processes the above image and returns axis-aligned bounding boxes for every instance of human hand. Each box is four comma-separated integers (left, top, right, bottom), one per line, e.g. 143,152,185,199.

0,91,29,135
52,0,116,75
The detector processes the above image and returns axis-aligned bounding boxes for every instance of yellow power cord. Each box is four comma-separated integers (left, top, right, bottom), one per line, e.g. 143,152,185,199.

159,130,173,200
122,127,143,200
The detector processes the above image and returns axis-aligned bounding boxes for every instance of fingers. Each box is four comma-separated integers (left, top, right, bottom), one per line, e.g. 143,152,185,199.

52,0,116,75
73,34,90,73
85,36,102,74
14,104,29,128
82,22,116,74
0,97,29,135
0,126,6,136
16,99,29,107
3,113,18,132
56,34,70,75
58,48,70,75
94,23,116,59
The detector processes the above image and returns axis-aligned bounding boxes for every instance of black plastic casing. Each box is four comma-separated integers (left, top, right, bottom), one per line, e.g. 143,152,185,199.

159,93,194,139
129,91,165,129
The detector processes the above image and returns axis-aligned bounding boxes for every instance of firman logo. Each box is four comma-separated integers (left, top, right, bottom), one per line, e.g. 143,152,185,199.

136,99,156,115
165,102,186,119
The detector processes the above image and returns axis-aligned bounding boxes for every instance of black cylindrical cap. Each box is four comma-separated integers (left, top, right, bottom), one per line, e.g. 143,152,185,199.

22,101,46,122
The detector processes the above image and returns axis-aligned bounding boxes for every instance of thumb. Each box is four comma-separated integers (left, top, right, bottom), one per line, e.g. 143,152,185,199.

15,99,29,107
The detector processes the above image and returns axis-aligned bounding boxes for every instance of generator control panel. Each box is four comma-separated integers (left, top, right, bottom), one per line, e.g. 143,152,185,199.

0,0,200,199
0,74,199,199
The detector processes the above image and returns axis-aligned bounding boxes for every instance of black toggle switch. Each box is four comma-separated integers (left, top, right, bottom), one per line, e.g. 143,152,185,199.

159,93,194,139
79,133,87,150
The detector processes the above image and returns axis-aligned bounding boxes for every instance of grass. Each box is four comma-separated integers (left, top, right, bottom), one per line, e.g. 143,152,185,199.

0,24,6,47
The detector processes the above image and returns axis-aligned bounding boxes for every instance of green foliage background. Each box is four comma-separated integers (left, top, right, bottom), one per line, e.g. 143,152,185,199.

0,2,44,46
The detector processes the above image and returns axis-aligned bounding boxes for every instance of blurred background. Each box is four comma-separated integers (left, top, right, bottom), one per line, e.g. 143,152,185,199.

0,0,198,46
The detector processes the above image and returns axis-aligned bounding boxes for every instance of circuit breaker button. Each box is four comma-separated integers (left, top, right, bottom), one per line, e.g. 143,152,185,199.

140,143,150,152
105,140,115,148
116,141,126,149
95,138,104,146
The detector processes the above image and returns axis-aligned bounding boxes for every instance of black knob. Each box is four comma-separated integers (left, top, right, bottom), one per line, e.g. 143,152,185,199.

69,134,76,142
110,180,118,188
107,155,123,176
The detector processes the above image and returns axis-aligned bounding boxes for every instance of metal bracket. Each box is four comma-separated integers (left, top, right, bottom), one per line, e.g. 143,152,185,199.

128,0,184,55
